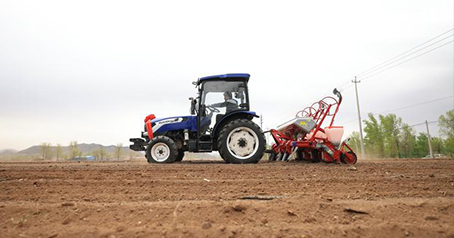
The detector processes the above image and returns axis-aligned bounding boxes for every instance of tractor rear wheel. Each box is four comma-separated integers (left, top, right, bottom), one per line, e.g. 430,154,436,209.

146,136,178,163
218,119,265,164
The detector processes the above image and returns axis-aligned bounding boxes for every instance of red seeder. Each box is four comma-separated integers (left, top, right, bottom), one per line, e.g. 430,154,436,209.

267,89,357,164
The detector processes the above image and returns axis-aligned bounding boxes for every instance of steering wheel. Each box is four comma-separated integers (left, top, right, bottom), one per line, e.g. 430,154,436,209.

206,105,220,113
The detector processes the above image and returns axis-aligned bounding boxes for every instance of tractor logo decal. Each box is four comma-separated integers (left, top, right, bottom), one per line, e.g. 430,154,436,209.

158,118,183,125
153,118,184,133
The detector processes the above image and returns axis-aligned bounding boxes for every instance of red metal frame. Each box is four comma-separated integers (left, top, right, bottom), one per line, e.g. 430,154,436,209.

270,90,357,164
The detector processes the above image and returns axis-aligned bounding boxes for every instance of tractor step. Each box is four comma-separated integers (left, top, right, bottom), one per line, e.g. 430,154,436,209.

198,141,212,151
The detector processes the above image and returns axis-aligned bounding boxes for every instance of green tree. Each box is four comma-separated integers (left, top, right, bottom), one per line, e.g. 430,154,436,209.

439,110,454,157
444,137,454,157
400,123,416,158
439,110,454,138
379,114,402,158
431,137,445,155
363,113,384,157
347,131,361,153
415,133,429,157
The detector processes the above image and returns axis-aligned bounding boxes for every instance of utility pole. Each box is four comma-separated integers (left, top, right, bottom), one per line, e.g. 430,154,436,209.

353,76,366,159
425,120,434,158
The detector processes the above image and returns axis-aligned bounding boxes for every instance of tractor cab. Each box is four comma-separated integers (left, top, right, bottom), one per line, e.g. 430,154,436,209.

189,74,256,151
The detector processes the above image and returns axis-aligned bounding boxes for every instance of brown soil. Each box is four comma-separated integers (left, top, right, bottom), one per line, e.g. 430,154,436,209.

1,159,453,238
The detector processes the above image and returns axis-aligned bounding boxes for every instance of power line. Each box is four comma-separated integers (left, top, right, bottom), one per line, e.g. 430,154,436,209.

337,33,454,94
379,95,454,114
361,40,453,81
338,95,453,125
339,82,354,92
359,34,453,79
357,28,454,77
409,121,437,127
301,29,453,121
391,121,437,132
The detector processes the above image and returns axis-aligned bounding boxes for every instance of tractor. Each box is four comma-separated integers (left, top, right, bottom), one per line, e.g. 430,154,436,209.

129,73,266,164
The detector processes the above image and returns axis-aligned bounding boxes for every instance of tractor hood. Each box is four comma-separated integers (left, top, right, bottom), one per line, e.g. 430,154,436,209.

149,115,197,134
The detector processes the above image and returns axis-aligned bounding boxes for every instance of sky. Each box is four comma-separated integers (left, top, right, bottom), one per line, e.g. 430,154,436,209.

0,0,453,151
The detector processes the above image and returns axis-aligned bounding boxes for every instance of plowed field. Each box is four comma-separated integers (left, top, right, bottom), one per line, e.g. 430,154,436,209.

1,159,453,238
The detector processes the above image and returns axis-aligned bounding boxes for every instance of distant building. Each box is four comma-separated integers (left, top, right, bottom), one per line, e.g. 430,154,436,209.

70,156,96,161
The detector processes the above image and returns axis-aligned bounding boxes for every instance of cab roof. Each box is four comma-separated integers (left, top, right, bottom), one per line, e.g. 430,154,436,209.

198,73,250,84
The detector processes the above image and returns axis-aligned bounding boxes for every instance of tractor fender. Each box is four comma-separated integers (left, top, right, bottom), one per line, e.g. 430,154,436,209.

212,111,259,150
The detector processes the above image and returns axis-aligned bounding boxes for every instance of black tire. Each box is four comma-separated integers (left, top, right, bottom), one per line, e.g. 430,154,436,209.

174,150,185,162
217,119,266,164
295,150,304,161
146,136,178,163
311,150,321,163
341,151,357,164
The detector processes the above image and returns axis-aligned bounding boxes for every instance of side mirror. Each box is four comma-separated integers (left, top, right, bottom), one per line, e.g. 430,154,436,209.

189,97,196,115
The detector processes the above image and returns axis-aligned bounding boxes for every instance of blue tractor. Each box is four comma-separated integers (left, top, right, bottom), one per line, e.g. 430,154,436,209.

129,73,266,164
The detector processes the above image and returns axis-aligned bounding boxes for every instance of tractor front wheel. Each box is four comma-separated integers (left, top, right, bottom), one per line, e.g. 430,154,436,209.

218,119,265,164
174,150,185,162
146,136,178,163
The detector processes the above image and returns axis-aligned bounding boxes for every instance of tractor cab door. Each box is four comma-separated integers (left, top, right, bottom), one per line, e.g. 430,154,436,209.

196,80,249,151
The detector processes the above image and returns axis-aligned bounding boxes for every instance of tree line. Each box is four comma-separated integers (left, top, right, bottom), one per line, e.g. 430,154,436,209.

347,110,454,158
39,142,135,160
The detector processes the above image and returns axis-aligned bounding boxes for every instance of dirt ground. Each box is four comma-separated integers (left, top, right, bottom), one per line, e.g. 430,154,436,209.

1,158,453,238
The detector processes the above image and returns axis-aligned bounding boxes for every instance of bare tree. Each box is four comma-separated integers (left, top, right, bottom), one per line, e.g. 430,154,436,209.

129,150,142,160
69,141,81,159
93,146,108,161
40,143,52,160
55,144,64,161
99,146,107,160
114,143,123,160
